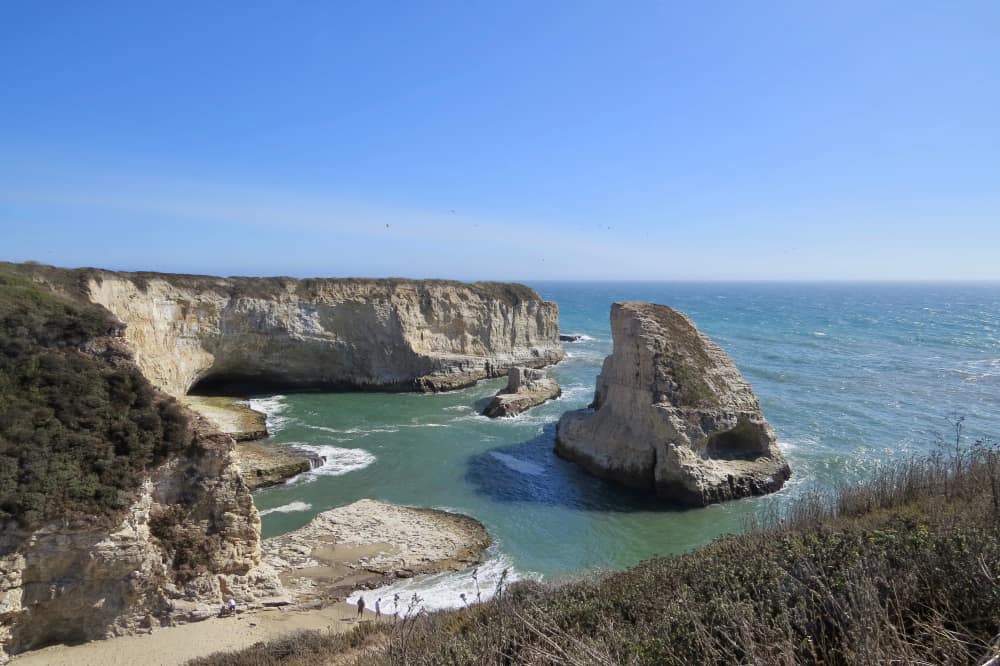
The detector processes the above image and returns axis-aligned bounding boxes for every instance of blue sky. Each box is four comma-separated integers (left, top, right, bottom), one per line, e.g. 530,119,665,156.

1,1,998,280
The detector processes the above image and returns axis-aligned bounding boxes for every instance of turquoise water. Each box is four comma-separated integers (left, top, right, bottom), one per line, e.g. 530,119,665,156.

252,282,1000,606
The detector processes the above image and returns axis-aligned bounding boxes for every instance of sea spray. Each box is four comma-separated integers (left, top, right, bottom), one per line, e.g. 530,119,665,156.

259,501,312,516
249,395,291,434
347,552,531,613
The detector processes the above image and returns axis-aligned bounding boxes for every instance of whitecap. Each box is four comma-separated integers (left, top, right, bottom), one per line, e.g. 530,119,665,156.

282,443,376,483
490,451,546,476
259,501,312,516
812,332,828,337
249,395,290,434
347,554,530,613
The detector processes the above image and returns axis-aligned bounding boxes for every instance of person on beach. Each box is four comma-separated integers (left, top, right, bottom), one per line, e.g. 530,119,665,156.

357,596,366,618
227,598,237,614
375,597,382,619
394,593,400,617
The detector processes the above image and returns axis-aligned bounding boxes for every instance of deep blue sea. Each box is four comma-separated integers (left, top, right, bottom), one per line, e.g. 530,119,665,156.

250,282,1000,609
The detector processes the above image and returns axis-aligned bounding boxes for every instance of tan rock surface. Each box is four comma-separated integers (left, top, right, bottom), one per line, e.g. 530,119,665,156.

77,271,563,397
482,366,561,418
263,499,490,604
556,302,790,506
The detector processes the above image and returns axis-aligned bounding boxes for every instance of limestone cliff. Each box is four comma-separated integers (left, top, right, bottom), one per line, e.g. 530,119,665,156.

482,366,561,418
70,269,563,397
556,302,790,506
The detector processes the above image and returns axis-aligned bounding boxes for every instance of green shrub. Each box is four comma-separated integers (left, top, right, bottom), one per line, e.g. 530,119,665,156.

0,267,191,527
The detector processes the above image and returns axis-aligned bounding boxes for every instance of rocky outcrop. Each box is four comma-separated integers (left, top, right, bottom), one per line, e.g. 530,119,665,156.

0,411,287,662
62,269,563,398
556,302,790,506
263,500,490,603
235,444,322,490
182,397,268,441
482,367,561,418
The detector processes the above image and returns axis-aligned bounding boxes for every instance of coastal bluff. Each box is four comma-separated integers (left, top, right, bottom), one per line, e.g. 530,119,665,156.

59,268,564,397
556,302,790,506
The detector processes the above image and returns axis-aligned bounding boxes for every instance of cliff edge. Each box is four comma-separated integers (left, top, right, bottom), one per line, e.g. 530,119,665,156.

21,267,564,397
556,302,790,506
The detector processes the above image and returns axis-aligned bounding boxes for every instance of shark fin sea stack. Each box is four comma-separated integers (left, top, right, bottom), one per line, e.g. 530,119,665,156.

556,301,790,506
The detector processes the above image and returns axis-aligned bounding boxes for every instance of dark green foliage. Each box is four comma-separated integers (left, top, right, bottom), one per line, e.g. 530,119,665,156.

0,267,191,527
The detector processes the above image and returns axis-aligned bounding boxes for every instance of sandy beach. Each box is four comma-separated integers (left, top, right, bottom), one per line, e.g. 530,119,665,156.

10,602,381,666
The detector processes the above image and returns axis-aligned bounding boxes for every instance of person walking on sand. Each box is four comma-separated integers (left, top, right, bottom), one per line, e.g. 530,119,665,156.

356,596,365,619
375,597,382,619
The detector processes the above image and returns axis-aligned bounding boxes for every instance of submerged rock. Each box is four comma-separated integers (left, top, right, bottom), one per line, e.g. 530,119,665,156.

556,302,790,506
482,367,561,418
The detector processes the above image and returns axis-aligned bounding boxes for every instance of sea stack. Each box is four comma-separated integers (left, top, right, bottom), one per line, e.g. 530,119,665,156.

482,366,561,418
555,302,790,506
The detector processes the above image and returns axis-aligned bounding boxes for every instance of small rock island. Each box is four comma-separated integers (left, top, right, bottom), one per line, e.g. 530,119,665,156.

482,366,561,418
556,301,790,506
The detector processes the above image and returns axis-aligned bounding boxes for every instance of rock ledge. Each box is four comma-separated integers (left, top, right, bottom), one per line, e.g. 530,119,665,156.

483,367,561,418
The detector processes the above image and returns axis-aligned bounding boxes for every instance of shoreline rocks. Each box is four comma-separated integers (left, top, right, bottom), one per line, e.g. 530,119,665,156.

234,444,323,490
556,302,790,506
482,367,561,418
262,500,490,604
182,396,269,441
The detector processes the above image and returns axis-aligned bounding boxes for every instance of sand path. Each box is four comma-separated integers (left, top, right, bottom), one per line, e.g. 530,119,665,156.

10,603,382,666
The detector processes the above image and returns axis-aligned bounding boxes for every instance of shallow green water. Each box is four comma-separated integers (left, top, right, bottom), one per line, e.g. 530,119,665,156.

249,281,1000,608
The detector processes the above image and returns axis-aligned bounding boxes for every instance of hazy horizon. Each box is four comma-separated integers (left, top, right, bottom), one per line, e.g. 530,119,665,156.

3,2,998,281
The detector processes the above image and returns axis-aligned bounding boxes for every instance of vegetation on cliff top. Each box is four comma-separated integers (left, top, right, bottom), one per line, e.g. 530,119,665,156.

0,266,191,528
191,432,1000,666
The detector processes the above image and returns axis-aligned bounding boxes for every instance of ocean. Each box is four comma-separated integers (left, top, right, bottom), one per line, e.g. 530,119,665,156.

250,282,1000,609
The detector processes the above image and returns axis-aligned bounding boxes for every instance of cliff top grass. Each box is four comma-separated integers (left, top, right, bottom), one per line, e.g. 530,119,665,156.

0,265,191,528
0,261,545,308
189,435,1000,666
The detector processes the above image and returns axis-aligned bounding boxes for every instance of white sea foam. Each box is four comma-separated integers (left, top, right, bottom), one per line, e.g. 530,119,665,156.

563,334,597,343
302,424,400,436
259,501,312,516
249,395,291,434
282,443,376,484
347,554,530,613
812,331,828,337
490,451,546,476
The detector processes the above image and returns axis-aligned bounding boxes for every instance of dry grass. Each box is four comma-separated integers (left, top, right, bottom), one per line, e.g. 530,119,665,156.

191,427,1000,666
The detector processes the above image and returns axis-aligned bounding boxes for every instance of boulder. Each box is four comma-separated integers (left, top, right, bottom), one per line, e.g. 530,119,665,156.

483,367,561,418
556,302,790,506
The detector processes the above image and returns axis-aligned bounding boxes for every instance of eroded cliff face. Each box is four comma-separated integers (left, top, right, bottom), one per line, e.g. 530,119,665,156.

0,286,284,662
82,272,563,398
556,302,790,506
0,411,285,662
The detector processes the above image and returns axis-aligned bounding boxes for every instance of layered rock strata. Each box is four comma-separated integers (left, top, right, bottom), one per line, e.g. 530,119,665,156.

62,269,563,397
263,500,490,602
482,367,561,418
556,302,790,506
234,444,323,490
